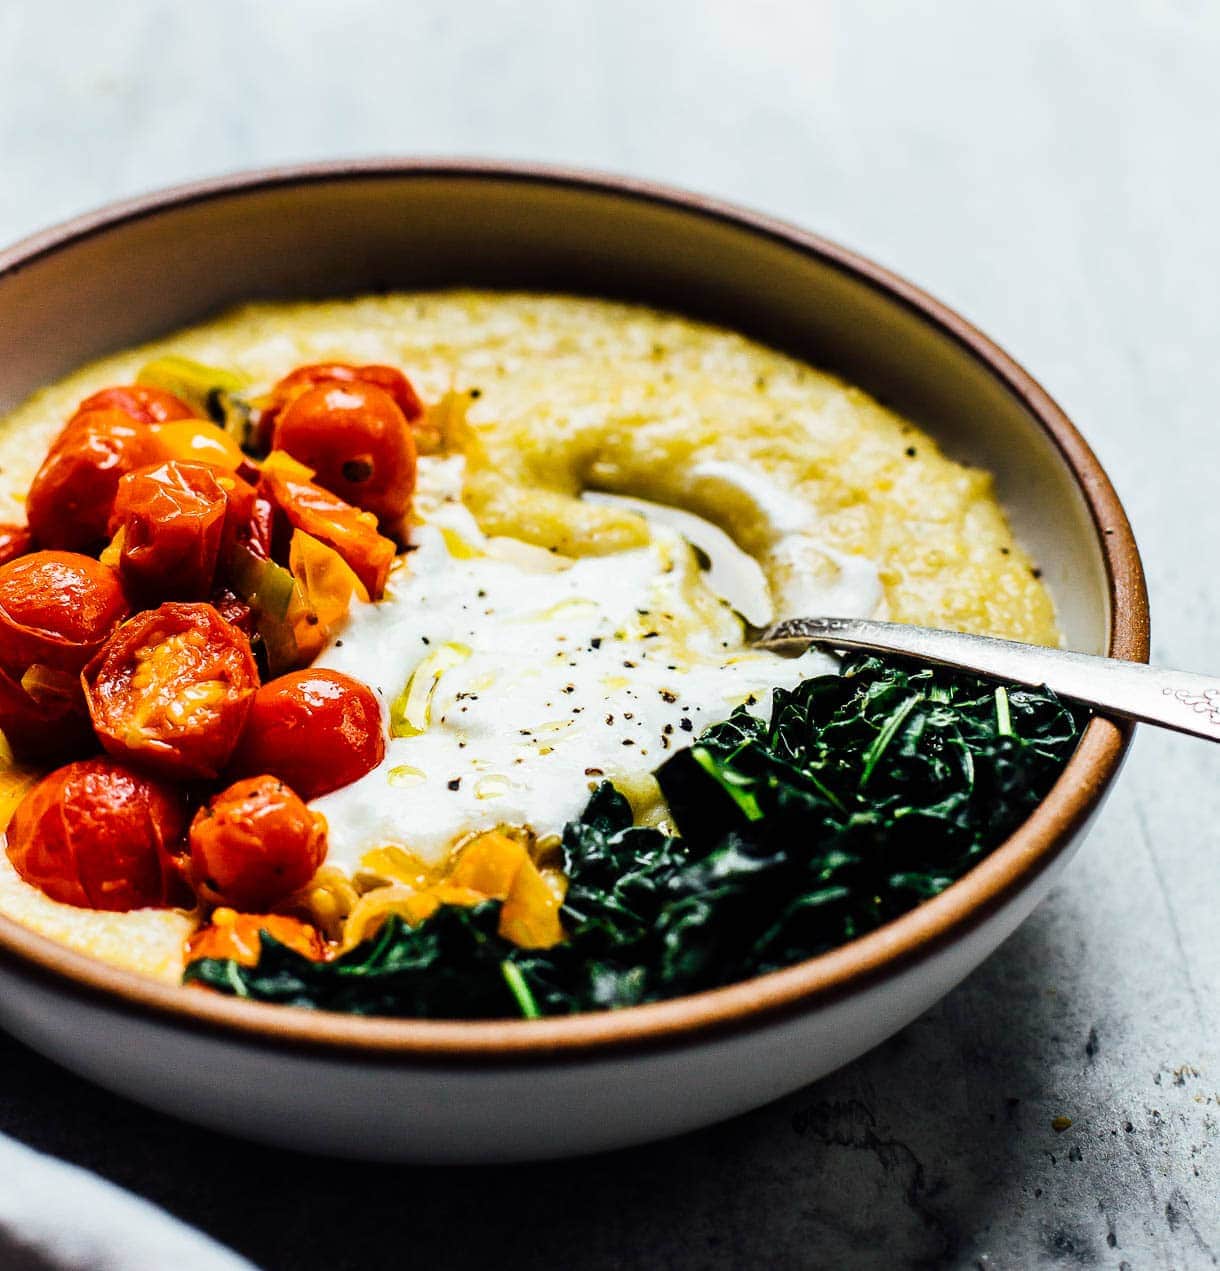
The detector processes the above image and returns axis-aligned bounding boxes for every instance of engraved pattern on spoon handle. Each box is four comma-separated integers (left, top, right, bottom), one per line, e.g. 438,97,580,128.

757,617,1220,743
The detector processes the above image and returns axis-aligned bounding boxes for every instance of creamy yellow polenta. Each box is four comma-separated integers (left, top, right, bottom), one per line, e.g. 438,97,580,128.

0,291,1058,981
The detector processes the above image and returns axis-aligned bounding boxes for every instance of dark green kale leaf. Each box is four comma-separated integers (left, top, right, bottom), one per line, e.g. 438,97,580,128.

185,654,1087,1018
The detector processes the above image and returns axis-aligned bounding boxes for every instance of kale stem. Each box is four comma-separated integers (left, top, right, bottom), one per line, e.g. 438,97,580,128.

859,693,921,789
501,960,542,1019
994,686,1013,737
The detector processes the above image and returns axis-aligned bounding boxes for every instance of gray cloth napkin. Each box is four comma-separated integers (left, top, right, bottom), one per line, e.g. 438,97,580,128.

0,1131,254,1271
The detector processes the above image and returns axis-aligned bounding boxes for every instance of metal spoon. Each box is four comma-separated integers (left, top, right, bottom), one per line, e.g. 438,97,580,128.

755,616,1220,743
580,491,1215,741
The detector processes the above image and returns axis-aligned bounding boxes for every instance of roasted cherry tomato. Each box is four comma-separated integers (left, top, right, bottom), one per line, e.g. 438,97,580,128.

272,382,417,529
5,758,187,910
260,464,395,598
210,587,255,636
83,602,259,780
0,664,94,760
228,668,384,799
184,907,324,966
75,385,195,425
264,362,423,427
27,410,163,551
217,471,273,563
189,775,327,910
151,418,244,471
109,460,229,601
0,551,129,676
0,525,32,567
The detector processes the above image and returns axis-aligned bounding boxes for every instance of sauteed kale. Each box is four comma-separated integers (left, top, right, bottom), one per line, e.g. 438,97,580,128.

184,654,1087,1017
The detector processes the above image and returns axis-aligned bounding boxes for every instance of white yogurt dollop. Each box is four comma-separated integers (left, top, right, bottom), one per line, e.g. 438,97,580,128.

312,458,881,869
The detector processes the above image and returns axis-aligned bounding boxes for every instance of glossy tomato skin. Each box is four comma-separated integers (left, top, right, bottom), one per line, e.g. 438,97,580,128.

83,602,259,780
0,551,129,677
184,907,324,966
228,669,385,799
75,385,194,426
189,775,327,910
5,758,188,910
260,467,395,599
27,410,163,551
272,382,417,530
0,525,32,567
109,460,229,601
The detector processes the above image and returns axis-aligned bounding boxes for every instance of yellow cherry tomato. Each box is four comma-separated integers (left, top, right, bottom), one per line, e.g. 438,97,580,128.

152,419,244,471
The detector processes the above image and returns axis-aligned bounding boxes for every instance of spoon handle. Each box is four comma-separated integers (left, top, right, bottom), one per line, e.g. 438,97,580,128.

756,617,1220,743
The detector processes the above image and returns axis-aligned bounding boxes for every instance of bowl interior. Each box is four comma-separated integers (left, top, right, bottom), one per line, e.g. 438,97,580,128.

0,169,1109,654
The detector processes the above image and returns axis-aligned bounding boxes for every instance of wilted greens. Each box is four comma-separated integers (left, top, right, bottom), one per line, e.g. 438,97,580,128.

184,654,1087,1017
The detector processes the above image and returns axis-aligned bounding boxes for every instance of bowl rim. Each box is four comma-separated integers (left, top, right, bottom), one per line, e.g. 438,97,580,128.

0,158,1149,1064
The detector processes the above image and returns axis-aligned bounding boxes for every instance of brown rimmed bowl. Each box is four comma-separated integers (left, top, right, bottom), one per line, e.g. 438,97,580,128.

0,161,1148,1161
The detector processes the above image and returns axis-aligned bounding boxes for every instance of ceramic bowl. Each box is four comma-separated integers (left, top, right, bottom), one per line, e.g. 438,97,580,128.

0,162,1148,1162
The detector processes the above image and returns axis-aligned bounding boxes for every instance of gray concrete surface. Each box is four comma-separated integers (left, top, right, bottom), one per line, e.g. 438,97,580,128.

0,1,1216,1266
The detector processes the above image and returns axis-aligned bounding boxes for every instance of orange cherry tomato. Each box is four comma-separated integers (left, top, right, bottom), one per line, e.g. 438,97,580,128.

228,668,384,799
27,410,163,551
0,551,129,676
6,758,188,910
109,460,229,601
75,385,195,425
272,382,417,529
265,362,423,426
83,602,259,780
189,775,327,910
260,466,395,599
151,418,244,471
185,907,324,966
0,525,32,567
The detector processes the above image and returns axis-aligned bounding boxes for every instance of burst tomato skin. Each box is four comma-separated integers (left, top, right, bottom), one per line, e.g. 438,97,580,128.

184,907,324,966
272,382,417,530
109,460,229,601
27,410,163,551
189,775,327,910
228,669,385,799
5,758,188,910
0,525,32,567
74,385,195,426
83,602,259,780
260,467,395,598
265,362,423,427
0,551,130,677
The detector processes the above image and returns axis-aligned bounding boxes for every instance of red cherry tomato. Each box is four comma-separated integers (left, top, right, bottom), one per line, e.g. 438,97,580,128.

0,664,94,761
272,382,417,529
265,363,423,425
0,525,32,567
6,758,188,910
189,775,327,910
75,385,195,425
228,668,385,799
217,470,274,563
260,467,395,599
210,587,255,636
83,602,259,780
185,908,324,966
109,460,229,601
27,410,163,551
0,551,129,676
